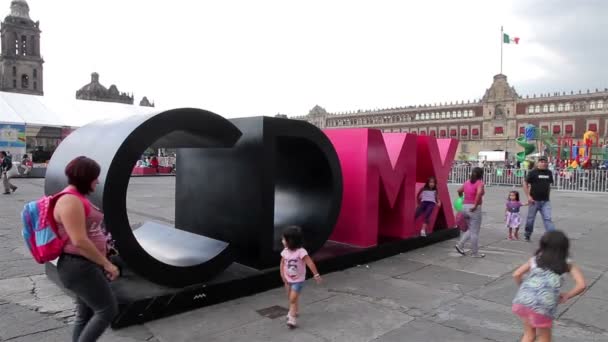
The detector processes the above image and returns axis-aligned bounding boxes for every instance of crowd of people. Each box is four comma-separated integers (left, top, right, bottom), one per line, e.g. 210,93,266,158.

10,153,588,341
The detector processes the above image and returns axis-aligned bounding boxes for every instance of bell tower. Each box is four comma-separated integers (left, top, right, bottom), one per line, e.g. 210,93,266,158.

0,0,43,95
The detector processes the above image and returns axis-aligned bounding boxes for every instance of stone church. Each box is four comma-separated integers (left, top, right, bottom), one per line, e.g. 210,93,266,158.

0,0,43,95
0,0,154,106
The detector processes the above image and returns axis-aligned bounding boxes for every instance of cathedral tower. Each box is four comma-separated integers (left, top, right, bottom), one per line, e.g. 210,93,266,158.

0,0,43,95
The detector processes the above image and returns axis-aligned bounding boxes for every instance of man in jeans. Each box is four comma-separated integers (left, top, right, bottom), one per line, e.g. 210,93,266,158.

522,155,555,241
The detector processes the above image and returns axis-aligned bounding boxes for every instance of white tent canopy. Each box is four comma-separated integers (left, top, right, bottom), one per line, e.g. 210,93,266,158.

0,92,160,127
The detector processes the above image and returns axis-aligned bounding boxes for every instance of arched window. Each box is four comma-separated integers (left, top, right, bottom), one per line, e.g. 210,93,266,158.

21,74,29,88
558,103,564,112
528,106,534,114
21,36,27,56
425,113,430,120
14,32,19,55
598,100,604,109
542,104,549,112
549,104,555,112
415,114,419,120
441,112,445,119
565,103,571,111
590,101,596,110
535,105,541,113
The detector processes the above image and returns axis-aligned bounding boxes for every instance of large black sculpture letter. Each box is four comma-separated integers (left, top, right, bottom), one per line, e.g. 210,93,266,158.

45,109,242,287
175,116,343,269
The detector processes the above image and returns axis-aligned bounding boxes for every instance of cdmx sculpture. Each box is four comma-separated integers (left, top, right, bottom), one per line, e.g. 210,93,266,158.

44,108,458,327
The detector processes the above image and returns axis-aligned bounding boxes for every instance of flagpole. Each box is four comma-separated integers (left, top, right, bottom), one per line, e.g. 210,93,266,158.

500,26,503,74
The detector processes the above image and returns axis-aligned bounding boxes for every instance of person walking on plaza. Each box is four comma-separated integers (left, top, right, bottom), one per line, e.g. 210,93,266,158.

1,151,17,194
522,156,555,242
512,230,586,342
455,167,486,258
54,156,119,341
280,225,322,328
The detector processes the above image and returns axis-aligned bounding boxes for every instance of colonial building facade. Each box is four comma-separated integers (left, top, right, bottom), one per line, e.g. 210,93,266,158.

292,74,608,159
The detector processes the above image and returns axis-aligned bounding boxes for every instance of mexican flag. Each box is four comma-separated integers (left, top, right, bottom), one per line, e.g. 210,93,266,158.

503,33,520,44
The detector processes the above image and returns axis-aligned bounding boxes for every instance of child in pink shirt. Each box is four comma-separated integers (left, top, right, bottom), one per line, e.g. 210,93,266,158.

280,226,322,328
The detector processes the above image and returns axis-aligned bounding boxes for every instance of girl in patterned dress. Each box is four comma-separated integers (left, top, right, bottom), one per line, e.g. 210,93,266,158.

512,231,586,342
505,190,525,240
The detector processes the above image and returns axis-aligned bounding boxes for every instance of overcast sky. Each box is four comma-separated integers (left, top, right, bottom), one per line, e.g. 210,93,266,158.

21,0,608,118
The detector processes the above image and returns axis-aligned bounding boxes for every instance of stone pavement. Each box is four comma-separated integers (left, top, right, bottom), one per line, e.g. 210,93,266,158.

1,177,608,341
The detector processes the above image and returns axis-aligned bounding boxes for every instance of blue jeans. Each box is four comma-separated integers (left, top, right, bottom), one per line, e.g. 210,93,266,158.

524,201,556,238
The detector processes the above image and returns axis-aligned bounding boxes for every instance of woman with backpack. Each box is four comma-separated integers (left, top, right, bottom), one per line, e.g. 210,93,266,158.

53,156,119,342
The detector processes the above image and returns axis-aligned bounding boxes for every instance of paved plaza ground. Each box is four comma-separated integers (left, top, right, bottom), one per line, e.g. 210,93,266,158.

1,177,608,341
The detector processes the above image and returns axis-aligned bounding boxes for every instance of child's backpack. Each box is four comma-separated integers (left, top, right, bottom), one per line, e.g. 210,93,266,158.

21,189,87,263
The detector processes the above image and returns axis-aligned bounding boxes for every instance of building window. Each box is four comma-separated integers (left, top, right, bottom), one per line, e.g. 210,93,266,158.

12,66,16,77
12,79,17,88
565,103,571,111
447,112,452,118
553,125,561,134
549,104,555,112
460,129,467,136
589,123,597,132
558,103,564,112
430,130,436,137
472,128,479,136
21,74,29,88
420,130,426,135
441,112,445,119
598,100,604,109
457,111,462,118
565,124,573,134
528,106,534,114
415,114,419,120
541,125,549,132
440,129,447,137
519,126,525,135
494,127,504,134
21,36,27,56
425,113,430,120
33,69,37,79
450,129,457,136
33,81,37,90
590,101,596,110
543,104,549,112
535,105,541,113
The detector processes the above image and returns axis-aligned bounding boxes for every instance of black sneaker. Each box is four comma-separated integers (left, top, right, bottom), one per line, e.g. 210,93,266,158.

524,235,531,242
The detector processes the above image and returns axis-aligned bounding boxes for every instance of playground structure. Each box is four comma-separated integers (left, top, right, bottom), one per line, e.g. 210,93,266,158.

516,124,608,169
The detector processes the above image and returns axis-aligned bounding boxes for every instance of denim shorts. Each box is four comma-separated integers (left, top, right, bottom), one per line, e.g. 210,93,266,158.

289,281,305,293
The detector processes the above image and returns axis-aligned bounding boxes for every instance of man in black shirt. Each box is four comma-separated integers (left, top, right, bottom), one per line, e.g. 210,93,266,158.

522,156,555,241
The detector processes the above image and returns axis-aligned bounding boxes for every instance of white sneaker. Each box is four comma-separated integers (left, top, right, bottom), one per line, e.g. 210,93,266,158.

420,229,427,237
286,314,297,328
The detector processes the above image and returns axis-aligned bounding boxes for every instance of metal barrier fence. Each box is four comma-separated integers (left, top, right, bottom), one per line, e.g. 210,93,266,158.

448,166,608,193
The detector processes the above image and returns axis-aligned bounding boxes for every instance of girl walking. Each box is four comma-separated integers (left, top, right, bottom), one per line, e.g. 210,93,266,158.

455,167,486,257
415,176,441,237
505,190,525,240
512,231,586,342
280,226,322,328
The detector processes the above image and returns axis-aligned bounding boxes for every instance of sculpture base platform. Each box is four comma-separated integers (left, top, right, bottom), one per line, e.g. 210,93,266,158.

45,228,458,328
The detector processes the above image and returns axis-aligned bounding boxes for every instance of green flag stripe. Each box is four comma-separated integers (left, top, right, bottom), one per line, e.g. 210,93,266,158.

503,33,510,44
